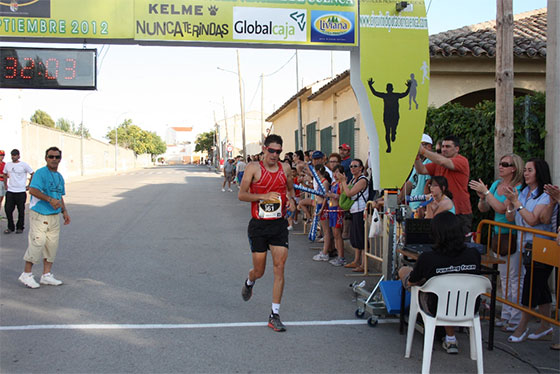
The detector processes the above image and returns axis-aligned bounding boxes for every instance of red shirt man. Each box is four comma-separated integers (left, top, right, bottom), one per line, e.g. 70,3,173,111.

414,135,472,236
238,134,296,332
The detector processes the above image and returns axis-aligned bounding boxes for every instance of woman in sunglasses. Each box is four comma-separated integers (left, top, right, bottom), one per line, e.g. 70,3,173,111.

504,158,558,343
469,153,524,332
337,159,368,272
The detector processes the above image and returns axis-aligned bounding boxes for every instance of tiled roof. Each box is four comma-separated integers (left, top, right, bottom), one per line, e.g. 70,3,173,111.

430,8,546,58
307,70,350,101
265,86,313,122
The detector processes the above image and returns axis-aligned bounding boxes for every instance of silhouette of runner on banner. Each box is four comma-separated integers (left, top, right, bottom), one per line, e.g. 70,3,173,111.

367,77,411,153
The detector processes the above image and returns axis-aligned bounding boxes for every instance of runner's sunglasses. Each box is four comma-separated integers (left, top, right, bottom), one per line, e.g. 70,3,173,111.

266,147,282,155
499,162,513,167
47,155,61,159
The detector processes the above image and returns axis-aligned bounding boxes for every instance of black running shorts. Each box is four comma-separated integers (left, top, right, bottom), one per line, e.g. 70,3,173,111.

247,218,289,253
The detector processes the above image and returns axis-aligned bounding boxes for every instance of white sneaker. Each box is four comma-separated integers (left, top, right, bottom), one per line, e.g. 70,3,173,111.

313,252,329,261
329,257,347,267
222,188,226,192
228,188,233,192
18,273,40,289
40,273,63,286
287,225,293,231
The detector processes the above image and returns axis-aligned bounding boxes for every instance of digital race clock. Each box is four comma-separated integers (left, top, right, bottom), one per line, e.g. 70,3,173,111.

0,47,96,90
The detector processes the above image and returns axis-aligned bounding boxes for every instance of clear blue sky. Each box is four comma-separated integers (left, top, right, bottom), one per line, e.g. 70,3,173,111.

0,0,548,141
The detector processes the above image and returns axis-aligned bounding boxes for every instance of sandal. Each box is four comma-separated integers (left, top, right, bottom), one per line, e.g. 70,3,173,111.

3,229,12,234
528,327,553,341
344,262,358,268
352,266,364,273
508,328,529,343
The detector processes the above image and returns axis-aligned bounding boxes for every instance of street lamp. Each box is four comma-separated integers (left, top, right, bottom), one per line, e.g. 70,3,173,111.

115,111,131,172
80,91,97,176
217,50,247,158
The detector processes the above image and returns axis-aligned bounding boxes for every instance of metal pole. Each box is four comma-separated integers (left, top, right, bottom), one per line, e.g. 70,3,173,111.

296,50,303,151
222,96,229,159
261,73,264,145
237,50,247,159
115,120,118,172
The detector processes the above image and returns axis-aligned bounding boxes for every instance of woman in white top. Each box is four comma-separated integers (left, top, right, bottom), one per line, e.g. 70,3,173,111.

337,159,368,272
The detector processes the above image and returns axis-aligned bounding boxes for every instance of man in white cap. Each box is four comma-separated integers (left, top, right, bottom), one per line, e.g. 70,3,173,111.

399,134,432,210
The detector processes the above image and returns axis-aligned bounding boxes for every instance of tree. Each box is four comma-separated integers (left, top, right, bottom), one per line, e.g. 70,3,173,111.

56,118,72,132
73,122,91,138
106,119,166,156
30,109,55,128
195,131,215,155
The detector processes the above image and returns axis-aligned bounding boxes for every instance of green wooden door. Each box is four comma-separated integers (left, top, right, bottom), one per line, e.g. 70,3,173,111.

320,126,332,156
294,129,299,151
338,117,355,158
306,121,316,151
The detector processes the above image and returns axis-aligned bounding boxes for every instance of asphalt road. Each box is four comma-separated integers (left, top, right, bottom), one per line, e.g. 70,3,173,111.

0,165,557,373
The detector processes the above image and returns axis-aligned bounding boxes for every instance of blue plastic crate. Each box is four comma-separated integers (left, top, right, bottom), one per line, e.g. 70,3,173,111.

379,280,411,314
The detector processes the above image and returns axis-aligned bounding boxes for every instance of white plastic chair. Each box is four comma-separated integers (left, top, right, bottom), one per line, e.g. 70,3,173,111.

404,274,491,374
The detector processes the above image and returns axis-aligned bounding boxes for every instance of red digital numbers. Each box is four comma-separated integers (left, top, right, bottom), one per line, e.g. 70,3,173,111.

2,57,77,81
4,57,17,79
21,57,35,79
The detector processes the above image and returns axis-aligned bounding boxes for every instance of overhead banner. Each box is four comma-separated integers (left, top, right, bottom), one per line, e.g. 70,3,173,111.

133,0,357,45
0,0,357,46
0,0,134,39
355,0,429,189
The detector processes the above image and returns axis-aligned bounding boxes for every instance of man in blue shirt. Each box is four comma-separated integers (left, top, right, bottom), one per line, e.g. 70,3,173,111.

18,147,71,289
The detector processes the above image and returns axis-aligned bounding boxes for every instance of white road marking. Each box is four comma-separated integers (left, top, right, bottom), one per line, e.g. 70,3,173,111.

0,319,399,331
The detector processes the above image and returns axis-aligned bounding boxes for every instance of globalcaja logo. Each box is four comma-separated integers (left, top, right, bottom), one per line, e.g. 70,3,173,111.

233,7,307,43
0,0,51,18
311,10,355,44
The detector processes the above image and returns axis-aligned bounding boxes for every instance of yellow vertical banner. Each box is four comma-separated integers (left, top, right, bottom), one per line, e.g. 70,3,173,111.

358,0,429,189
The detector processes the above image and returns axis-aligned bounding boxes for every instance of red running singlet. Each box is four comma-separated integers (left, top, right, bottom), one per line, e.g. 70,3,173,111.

250,161,288,220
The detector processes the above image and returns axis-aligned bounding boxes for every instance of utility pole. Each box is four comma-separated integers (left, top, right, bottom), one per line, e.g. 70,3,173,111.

545,0,560,185
222,96,229,159
495,0,514,178
296,50,303,151
237,50,247,159
261,73,265,145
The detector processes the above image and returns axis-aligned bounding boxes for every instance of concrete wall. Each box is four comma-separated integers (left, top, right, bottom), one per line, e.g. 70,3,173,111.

19,121,152,181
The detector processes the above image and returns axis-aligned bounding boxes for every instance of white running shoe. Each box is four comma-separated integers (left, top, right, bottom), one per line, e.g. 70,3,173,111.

228,188,233,192
222,188,226,192
18,273,40,289
40,273,63,286
329,257,347,267
312,252,329,261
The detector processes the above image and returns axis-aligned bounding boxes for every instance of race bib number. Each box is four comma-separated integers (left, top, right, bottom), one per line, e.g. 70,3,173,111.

258,196,282,219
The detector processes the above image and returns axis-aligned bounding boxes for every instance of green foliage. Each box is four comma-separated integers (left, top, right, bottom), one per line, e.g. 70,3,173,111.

30,109,55,128
106,119,166,156
194,131,215,154
55,118,91,138
424,92,546,229
56,118,72,132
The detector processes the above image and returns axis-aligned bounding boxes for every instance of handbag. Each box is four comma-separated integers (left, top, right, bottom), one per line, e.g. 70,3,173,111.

490,233,517,256
368,208,382,238
339,183,355,211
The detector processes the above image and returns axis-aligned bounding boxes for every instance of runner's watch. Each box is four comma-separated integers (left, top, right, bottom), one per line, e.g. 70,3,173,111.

516,205,524,212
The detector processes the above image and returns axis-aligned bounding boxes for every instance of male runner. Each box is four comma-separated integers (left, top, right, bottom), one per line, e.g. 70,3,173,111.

238,134,296,332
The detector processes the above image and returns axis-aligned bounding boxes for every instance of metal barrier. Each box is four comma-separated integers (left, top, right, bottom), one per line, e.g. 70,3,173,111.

362,200,384,275
476,219,559,327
